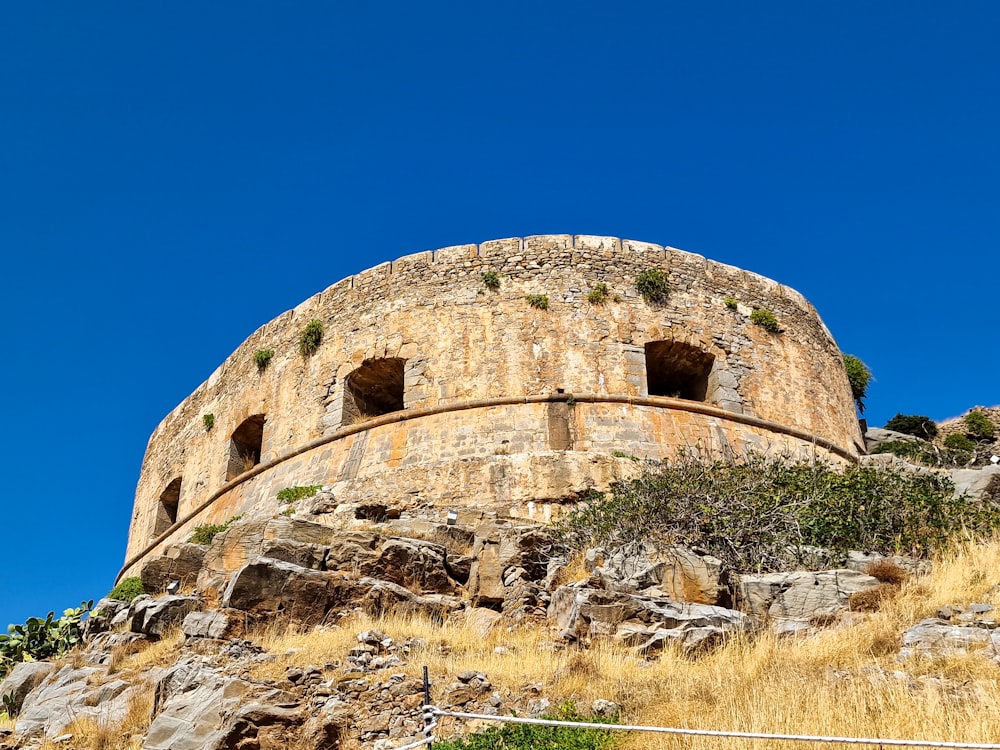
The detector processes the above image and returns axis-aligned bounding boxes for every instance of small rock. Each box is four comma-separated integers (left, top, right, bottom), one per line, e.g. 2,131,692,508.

971,603,995,614
592,699,620,717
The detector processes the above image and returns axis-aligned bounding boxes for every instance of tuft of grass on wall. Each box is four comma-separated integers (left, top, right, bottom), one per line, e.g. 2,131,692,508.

253,348,274,371
299,320,324,356
750,308,781,333
276,485,323,504
526,294,549,310
481,270,501,290
189,515,243,545
635,269,669,303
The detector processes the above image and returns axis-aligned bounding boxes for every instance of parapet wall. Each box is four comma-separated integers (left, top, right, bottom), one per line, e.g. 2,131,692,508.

120,235,864,580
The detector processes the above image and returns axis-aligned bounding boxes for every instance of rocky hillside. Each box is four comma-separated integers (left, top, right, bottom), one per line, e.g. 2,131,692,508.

5,458,1000,749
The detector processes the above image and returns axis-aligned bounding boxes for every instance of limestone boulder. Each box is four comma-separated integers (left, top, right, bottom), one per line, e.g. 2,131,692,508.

181,609,245,640
129,595,201,638
596,543,725,604
83,597,131,637
864,427,925,452
143,658,310,750
0,662,55,715
949,465,1000,501
845,551,931,578
15,664,144,739
221,559,350,624
737,569,881,622
198,516,344,592
549,585,748,651
899,618,1000,661
368,538,454,594
356,577,462,619
140,543,207,593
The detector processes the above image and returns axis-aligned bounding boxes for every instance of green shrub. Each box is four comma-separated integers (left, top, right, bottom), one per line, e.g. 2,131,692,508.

750,309,781,333
944,433,977,452
299,320,324,356
434,702,617,750
203,413,215,431
481,270,501,290
253,348,275,370
107,577,145,603
526,294,549,310
635,269,669,303
724,296,738,310
190,515,243,545
842,354,872,414
276,485,323,504
870,440,933,463
0,601,93,680
587,283,610,304
884,413,938,439
555,452,996,572
965,410,996,441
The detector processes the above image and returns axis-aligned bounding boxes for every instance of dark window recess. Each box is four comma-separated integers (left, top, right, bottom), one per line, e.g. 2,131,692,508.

343,358,405,423
153,477,182,537
227,414,265,480
645,341,715,402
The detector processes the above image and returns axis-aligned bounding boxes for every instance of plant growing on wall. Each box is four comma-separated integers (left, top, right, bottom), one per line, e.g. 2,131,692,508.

276,485,323,503
635,268,669,303
203,413,215,431
481,270,501,290
750,309,781,333
299,320,324,356
587,282,610,304
253,348,274,371
525,294,549,310
190,515,243,545
724,296,738,310
842,354,872,414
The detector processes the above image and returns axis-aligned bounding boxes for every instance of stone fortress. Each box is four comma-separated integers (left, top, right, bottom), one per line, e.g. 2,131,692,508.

120,235,864,582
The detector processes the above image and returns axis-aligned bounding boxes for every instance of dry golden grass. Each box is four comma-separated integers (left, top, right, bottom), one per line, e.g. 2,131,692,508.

109,627,185,676
252,537,1000,749
0,711,14,731
36,688,153,750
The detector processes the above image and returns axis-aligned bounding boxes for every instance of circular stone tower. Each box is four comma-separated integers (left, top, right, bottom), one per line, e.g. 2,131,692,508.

120,235,863,580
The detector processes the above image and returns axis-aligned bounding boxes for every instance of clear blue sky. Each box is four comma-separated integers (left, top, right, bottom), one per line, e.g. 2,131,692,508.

1,2,997,630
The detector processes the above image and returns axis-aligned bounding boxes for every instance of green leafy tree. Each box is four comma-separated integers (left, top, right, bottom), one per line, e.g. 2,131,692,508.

884,413,938,439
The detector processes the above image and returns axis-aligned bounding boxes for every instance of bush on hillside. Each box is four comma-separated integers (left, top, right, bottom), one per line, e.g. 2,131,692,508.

555,452,996,573
883,413,938,439
433,702,617,750
0,602,93,681
944,433,976,453
965,410,996,441
107,577,145,602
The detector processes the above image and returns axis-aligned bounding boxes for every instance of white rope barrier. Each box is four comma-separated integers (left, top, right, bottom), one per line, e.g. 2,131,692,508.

429,706,1000,749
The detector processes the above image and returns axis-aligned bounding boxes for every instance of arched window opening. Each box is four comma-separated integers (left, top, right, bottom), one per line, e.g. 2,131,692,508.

227,414,265,480
153,477,182,537
343,358,405,423
645,341,715,402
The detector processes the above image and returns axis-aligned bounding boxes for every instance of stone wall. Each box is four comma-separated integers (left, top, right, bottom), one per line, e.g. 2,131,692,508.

120,235,863,580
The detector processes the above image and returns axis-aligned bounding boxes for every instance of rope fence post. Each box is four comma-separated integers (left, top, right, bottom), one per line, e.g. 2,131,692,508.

423,665,433,750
